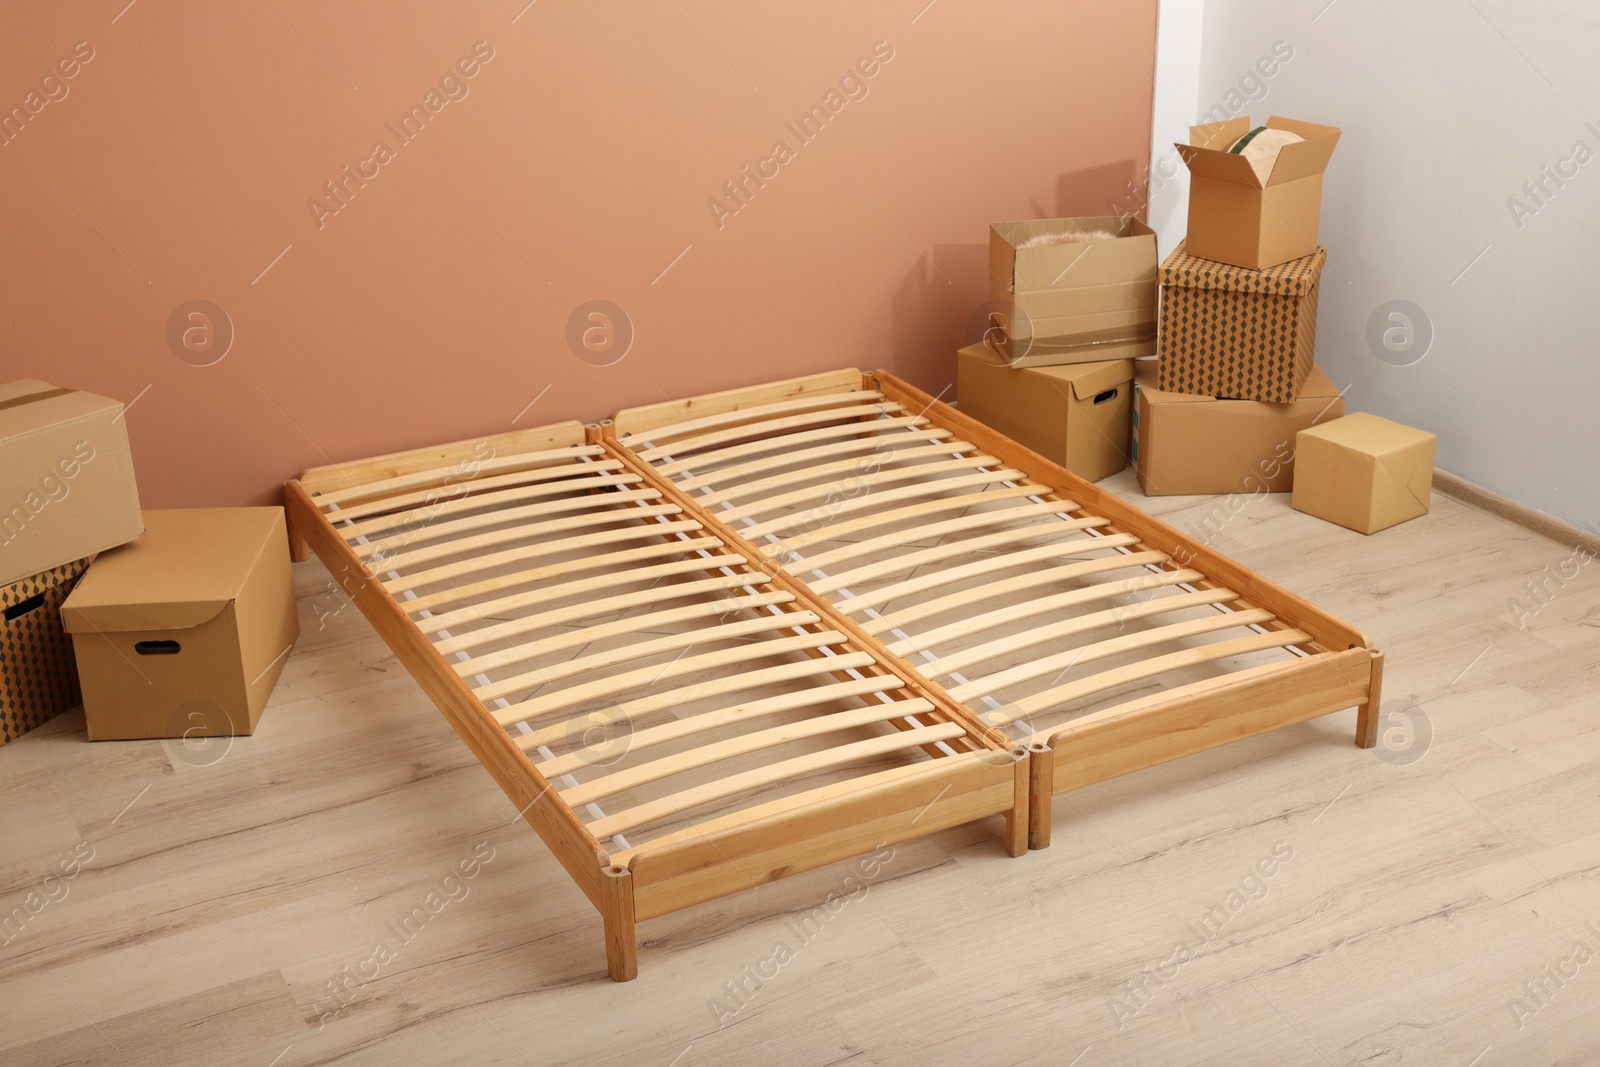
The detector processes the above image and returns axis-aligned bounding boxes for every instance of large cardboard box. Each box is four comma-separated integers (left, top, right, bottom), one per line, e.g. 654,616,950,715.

1,558,87,746
0,380,144,585
1158,241,1327,404
1176,115,1340,270
60,508,299,740
1133,361,1345,496
956,343,1132,482
1291,414,1437,534
988,215,1157,367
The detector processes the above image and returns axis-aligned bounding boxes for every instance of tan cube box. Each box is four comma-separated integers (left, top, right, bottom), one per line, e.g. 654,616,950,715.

956,343,1132,482
60,508,299,740
1291,414,1437,534
988,216,1157,367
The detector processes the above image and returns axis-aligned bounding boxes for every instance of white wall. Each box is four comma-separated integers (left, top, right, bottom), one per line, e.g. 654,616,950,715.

1149,0,1206,259
1183,0,1599,530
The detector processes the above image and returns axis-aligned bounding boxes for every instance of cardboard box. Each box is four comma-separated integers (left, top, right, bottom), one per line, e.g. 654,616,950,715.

60,508,299,740
1176,115,1340,270
0,379,144,585
988,215,1157,367
1157,241,1327,404
956,343,1132,482
1,558,88,746
1291,414,1437,534
1133,361,1345,497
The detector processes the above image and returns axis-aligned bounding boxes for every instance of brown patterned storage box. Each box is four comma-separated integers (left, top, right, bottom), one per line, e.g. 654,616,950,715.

1157,241,1327,403
1,558,87,745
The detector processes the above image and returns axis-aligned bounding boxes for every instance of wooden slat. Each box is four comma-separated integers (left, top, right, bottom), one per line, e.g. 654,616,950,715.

383,520,703,594
832,534,1143,615
282,479,610,908
947,608,1276,703
798,499,1080,572
742,469,1029,539
621,750,1020,919
401,537,725,614
489,632,854,720
864,551,1173,635
631,390,884,447
810,517,1111,595
535,676,901,777
337,475,645,540
697,442,977,506
994,628,1313,723
675,425,954,491
872,370,1375,653
350,487,661,551
659,414,933,478
460,611,820,690
718,455,1006,521
369,504,682,571
886,565,1205,653
327,463,633,524
426,566,767,646
299,420,588,496
924,589,1242,677
510,652,880,741
313,444,608,507
584,723,967,839
635,403,906,463
449,591,795,672
763,484,1061,557
612,367,864,439
558,698,936,806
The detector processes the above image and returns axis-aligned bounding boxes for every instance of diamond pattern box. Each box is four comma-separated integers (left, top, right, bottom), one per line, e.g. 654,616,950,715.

1,558,87,746
1157,241,1327,404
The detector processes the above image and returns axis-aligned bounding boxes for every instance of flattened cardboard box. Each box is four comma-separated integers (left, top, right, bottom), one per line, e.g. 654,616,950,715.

1,558,87,745
61,508,299,740
988,216,1157,367
1158,241,1326,404
1177,115,1340,270
1291,413,1437,534
0,379,144,585
956,343,1132,483
1134,361,1345,497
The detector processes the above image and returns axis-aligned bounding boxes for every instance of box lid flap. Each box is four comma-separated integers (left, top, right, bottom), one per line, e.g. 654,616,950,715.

1191,117,1255,151
60,508,282,634
1299,412,1437,454
1264,122,1341,186
1176,142,1263,188
1159,241,1328,295
1065,359,1136,399
0,380,123,442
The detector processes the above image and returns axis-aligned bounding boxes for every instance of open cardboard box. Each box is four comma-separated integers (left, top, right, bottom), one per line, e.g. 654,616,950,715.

1177,116,1340,270
988,215,1157,367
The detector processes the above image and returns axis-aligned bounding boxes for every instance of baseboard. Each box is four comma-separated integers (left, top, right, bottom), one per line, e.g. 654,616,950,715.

1433,468,1599,554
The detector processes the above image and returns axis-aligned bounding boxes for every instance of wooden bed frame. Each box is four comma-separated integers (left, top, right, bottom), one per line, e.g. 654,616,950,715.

281,367,1379,980
604,368,1383,850
283,420,1027,982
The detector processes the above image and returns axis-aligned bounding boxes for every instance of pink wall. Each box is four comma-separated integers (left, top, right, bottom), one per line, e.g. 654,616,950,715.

0,1,1157,507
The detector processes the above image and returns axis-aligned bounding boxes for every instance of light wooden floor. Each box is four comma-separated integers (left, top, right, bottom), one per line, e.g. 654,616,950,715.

4,470,1598,1066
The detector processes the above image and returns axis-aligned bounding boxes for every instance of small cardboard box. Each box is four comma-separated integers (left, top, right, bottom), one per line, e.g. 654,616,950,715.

988,215,1157,367
0,380,144,585
1158,241,1327,404
61,508,300,740
1291,414,1437,534
956,343,1133,482
1,558,88,746
1133,361,1345,497
1176,115,1341,270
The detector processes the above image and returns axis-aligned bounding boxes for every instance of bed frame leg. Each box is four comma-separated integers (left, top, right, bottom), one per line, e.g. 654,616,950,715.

1355,649,1385,749
601,864,638,981
1004,747,1029,858
1026,742,1054,850
285,508,311,563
